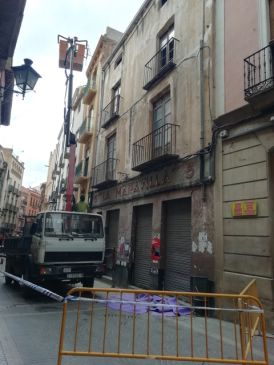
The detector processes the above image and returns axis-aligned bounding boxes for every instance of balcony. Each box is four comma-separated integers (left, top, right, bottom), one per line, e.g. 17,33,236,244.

60,178,67,194
101,95,120,128
11,204,17,213
92,158,118,189
143,38,178,90
83,79,96,105
132,123,179,172
244,43,274,110
59,154,64,168
5,203,16,213
75,159,89,184
49,191,58,203
78,117,93,143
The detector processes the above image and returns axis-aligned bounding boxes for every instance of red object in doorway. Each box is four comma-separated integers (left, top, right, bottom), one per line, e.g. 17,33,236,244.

151,237,160,261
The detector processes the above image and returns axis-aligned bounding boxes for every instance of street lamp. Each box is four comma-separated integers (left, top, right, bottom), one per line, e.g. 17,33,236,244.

11,59,41,98
0,59,41,99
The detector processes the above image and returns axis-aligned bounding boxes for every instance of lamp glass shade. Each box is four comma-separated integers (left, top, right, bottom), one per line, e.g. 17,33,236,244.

12,59,41,94
26,67,41,90
13,67,28,90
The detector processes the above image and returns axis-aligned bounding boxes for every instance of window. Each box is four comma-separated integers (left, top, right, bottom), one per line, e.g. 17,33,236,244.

159,25,175,69
106,134,116,180
91,69,97,87
114,53,123,68
36,214,43,235
88,107,94,128
152,93,171,157
44,212,103,238
153,93,171,130
161,0,168,6
84,150,89,176
112,83,121,114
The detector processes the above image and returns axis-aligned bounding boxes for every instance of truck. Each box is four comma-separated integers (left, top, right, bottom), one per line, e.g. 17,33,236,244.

1,211,105,295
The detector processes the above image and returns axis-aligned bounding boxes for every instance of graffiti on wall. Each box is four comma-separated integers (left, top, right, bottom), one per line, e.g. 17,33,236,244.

192,231,213,254
151,233,161,262
116,235,130,263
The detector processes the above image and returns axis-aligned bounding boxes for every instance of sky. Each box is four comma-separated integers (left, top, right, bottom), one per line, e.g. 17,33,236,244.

0,0,144,187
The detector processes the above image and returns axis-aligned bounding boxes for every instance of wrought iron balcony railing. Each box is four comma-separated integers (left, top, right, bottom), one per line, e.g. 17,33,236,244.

75,161,85,178
143,38,178,90
75,159,89,184
11,204,17,213
60,178,67,194
78,117,93,143
101,95,120,128
244,43,274,99
92,158,118,189
132,123,179,171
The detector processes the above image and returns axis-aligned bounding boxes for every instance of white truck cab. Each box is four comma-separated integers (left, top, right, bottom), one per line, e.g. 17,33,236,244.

4,211,105,291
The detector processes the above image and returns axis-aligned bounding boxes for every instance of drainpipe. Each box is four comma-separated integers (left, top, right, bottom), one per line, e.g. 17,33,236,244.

95,67,105,166
200,38,205,151
200,0,206,201
200,0,206,151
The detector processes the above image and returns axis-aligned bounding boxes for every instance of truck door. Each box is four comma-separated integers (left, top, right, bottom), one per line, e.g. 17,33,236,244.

31,214,43,263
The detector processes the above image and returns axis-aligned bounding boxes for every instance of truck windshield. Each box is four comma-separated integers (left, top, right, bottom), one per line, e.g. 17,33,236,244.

44,213,103,238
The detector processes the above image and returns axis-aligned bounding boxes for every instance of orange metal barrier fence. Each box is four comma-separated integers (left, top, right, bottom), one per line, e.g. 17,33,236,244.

239,279,263,362
57,287,269,365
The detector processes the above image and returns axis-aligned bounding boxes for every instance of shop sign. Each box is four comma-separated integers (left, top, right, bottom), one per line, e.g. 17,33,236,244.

93,158,200,207
231,201,257,217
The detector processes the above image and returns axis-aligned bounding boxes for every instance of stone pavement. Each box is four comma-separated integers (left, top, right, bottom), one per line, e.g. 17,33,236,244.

0,267,273,365
0,268,115,365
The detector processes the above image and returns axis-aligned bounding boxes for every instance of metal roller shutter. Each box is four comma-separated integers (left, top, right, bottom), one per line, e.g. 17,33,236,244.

105,210,119,271
106,210,119,250
134,204,153,289
164,198,192,291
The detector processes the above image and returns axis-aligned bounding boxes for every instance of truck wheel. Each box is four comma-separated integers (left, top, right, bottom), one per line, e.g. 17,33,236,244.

4,258,12,285
22,268,34,298
4,274,12,285
82,277,94,288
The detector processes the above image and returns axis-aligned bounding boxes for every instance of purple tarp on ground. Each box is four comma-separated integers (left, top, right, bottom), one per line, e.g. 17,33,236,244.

107,293,191,316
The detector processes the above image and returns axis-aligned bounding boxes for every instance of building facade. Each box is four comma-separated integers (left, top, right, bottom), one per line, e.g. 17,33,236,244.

44,0,274,326
73,27,123,207
91,0,214,291
213,0,274,328
20,186,41,217
0,146,24,236
0,0,26,127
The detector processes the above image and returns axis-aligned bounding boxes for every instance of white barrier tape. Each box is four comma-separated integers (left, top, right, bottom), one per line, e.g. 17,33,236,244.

63,296,264,314
1,271,64,302
1,271,264,314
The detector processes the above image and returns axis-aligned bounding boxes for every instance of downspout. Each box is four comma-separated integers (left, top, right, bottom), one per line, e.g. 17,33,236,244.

96,67,105,166
200,0,206,201
200,0,206,151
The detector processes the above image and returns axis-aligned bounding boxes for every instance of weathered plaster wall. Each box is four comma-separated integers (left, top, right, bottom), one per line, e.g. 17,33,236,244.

99,0,213,179
220,130,274,323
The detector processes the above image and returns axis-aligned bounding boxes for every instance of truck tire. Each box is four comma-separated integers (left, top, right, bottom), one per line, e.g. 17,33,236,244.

4,257,12,285
22,267,34,298
82,277,94,288
4,274,12,285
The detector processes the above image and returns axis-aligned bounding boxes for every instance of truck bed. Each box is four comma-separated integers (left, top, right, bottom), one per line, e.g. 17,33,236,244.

1,236,32,256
